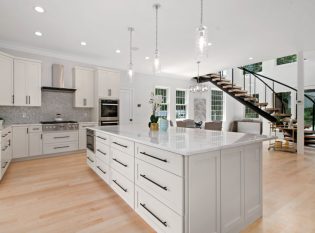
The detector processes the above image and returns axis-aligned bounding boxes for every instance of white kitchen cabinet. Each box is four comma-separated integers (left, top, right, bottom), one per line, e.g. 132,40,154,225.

0,52,14,106
12,126,29,159
1,127,12,180
14,58,41,106
95,68,120,99
73,67,94,108
28,125,43,157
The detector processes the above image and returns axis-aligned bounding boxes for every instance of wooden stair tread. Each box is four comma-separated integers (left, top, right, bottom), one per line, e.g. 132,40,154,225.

209,73,221,79
244,97,258,102
217,81,231,85
222,85,242,89
272,113,292,117
255,102,268,107
212,77,227,81
228,89,247,93
305,130,315,134
265,108,281,111
305,135,315,139
235,93,247,97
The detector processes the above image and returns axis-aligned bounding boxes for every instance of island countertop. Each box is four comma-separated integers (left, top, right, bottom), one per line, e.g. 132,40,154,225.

89,124,273,156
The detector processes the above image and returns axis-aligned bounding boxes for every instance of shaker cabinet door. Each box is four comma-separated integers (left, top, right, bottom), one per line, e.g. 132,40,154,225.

0,53,13,106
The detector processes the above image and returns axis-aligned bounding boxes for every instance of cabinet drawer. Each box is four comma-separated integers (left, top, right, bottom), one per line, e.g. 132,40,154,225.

1,128,12,142
95,159,110,184
111,169,134,208
43,132,78,144
111,136,134,155
135,158,183,215
43,141,78,154
96,142,110,165
28,125,42,133
111,148,134,182
135,186,183,233
96,132,110,145
136,143,183,177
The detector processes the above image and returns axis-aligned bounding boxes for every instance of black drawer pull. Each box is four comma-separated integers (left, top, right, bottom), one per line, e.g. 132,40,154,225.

113,142,128,148
112,180,127,192
97,166,106,174
140,152,168,163
87,157,94,163
54,136,70,139
97,136,107,141
2,146,8,152
97,149,107,155
113,158,128,167
140,174,168,191
54,146,70,149
140,203,167,227
2,162,8,169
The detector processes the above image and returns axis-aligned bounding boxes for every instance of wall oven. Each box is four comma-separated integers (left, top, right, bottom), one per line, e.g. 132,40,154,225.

86,129,95,153
99,99,119,126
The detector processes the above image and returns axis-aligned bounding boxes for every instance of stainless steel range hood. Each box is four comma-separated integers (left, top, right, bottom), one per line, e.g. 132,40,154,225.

42,64,76,92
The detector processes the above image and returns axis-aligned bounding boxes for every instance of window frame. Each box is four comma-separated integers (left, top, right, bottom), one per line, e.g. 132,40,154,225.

155,87,169,118
244,94,260,119
175,89,187,119
210,88,226,121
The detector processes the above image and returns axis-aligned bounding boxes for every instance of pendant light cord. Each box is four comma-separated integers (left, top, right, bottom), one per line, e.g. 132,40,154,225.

200,0,203,26
197,61,200,83
154,4,159,53
129,28,133,65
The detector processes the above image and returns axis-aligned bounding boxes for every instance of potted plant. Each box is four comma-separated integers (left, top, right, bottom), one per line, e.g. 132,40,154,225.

148,92,162,131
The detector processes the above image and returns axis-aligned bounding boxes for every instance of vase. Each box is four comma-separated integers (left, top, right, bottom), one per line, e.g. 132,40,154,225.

159,118,168,131
150,123,159,131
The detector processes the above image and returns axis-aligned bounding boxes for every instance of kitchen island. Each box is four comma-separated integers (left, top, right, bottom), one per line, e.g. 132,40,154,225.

86,124,272,233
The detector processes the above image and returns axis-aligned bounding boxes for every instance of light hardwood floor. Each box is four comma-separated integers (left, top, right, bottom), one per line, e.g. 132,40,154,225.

1,147,315,233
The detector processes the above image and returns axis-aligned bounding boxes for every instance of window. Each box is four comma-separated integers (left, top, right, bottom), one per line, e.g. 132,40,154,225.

245,94,259,118
305,90,315,128
211,90,224,121
155,88,168,117
276,54,297,66
243,62,262,74
176,90,187,119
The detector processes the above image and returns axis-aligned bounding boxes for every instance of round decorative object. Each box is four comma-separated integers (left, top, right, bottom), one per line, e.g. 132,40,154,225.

159,118,168,131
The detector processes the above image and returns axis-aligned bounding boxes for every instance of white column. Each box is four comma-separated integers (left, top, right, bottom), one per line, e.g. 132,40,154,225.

297,51,305,155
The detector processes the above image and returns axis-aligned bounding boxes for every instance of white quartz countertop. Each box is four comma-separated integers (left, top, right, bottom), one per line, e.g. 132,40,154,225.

89,124,273,156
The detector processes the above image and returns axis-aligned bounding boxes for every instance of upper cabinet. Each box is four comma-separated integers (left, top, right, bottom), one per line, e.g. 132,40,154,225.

73,66,94,108
0,52,14,106
95,69,120,99
14,58,42,106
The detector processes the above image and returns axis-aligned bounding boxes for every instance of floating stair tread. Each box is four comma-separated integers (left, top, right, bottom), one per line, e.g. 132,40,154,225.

305,135,315,139
222,85,242,89
272,113,292,117
244,97,258,102
209,73,221,78
305,130,315,134
212,77,227,81
255,102,268,107
235,93,247,97
228,89,247,93
217,81,231,85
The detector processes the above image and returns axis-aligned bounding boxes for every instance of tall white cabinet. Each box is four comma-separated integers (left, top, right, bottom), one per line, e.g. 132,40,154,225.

14,58,42,106
73,66,94,108
95,68,120,99
0,52,14,106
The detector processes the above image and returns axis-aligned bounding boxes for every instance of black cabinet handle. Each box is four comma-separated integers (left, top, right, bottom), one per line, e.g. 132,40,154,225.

97,166,106,174
87,157,94,163
112,180,127,192
54,136,70,139
97,136,107,141
113,158,128,167
140,174,168,191
54,146,70,149
140,203,167,227
97,149,107,156
2,162,8,169
140,152,168,163
113,142,128,148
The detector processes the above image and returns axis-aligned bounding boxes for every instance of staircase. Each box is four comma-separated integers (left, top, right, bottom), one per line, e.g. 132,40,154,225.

194,67,315,147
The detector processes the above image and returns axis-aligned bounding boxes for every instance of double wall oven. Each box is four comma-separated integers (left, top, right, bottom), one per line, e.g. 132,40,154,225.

99,99,119,126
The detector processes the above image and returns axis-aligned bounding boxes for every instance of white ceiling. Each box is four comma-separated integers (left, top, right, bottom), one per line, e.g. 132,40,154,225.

0,0,315,79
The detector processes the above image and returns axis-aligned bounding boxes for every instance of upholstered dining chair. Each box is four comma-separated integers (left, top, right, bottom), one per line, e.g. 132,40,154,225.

205,121,223,131
176,120,186,128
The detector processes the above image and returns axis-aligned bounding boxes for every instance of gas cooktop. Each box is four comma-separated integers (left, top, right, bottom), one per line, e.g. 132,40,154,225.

41,121,79,131
41,121,78,124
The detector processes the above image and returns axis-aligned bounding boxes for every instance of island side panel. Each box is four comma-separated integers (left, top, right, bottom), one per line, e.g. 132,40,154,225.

186,150,221,233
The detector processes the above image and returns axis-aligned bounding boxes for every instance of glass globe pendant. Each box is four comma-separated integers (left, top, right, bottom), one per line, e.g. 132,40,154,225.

128,27,135,81
153,4,161,74
196,0,208,59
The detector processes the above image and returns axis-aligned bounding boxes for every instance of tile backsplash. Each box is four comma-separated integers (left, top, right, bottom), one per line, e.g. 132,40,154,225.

0,92,92,124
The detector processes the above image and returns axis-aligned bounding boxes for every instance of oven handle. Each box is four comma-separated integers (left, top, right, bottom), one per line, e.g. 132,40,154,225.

101,104,118,106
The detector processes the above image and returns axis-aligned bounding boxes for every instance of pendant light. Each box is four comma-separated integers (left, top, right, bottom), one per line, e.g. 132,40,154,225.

128,27,135,80
196,0,208,59
190,61,209,93
153,4,161,73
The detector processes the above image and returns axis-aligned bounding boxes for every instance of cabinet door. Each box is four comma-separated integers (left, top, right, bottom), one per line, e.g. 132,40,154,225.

221,147,244,233
26,62,41,106
244,144,262,225
29,133,43,156
97,69,120,98
73,67,94,108
79,129,87,150
0,53,14,106
12,126,29,158
13,59,28,106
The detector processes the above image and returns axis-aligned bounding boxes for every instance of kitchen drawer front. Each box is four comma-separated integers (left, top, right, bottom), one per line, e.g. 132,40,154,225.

43,141,78,155
95,159,110,184
1,128,12,142
135,159,183,215
87,155,95,170
111,148,134,182
111,168,134,208
96,132,110,145
28,125,42,133
96,142,110,165
136,143,183,177
135,186,183,233
111,136,134,156
43,132,78,144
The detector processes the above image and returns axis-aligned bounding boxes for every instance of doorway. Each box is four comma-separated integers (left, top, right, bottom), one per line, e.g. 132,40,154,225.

119,88,134,125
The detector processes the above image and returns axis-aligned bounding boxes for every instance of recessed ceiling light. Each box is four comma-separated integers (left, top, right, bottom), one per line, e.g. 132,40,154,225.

145,56,150,60
80,41,87,46
249,57,254,60
208,42,212,46
34,31,42,37
34,6,45,13
116,49,121,54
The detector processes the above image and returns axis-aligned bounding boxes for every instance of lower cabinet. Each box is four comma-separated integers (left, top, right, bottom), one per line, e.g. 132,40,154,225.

1,127,12,180
12,126,29,159
42,131,78,155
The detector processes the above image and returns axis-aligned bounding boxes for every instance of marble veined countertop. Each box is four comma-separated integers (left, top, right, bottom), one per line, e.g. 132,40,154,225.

90,124,273,156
